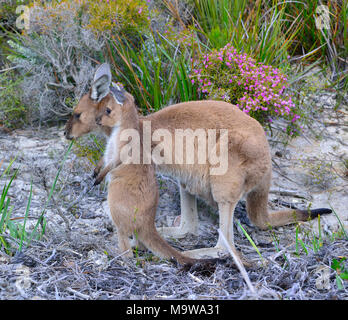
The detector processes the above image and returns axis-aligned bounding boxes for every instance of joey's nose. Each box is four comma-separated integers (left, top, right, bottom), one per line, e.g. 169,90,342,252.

96,116,101,125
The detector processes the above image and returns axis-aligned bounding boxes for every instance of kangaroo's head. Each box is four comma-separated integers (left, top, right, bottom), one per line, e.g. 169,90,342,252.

64,63,125,139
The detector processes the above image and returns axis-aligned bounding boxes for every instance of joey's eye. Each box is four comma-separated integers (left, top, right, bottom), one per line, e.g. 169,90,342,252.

106,108,112,115
74,113,81,119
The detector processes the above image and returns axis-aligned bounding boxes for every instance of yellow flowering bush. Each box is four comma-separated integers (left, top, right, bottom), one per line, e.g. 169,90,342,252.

27,0,150,37
87,0,150,36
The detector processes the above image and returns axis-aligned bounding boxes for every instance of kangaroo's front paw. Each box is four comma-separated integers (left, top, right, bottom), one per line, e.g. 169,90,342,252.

93,176,103,186
92,168,100,179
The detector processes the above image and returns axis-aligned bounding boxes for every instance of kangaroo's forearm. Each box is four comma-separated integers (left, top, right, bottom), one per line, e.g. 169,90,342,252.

93,157,105,177
94,157,121,185
94,163,112,185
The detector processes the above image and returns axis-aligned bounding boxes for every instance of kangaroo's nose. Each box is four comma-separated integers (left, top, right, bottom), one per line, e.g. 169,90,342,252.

64,129,72,140
96,116,101,125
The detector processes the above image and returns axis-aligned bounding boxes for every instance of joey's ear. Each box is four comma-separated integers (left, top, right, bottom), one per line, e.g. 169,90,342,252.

110,82,126,105
90,63,112,102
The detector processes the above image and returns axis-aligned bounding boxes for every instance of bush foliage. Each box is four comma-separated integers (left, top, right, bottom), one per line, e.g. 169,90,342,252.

4,0,150,124
0,71,26,128
0,0,346,133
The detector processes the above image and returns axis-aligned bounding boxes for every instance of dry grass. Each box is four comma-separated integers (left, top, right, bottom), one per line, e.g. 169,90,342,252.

1,228,347,300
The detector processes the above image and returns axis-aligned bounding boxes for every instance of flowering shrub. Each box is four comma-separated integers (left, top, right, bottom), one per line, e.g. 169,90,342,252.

86,0,150,36
191,43,300,133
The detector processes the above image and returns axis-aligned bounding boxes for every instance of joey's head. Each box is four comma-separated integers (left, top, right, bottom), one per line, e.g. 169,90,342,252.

89,65,128,128
64,63,125,139
95,83,126,128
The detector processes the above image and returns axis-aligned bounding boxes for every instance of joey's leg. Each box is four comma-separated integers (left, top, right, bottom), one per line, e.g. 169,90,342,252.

158,183,199,238
117,230,133,258
130,237,147,251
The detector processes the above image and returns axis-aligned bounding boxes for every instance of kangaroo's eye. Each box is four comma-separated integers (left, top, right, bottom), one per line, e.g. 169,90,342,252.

106,108,112,115
74,113,81,119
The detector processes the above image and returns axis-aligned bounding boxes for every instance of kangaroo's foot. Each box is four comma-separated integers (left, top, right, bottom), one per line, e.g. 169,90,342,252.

183,245,251,267
119,250,133,259
182,245,227,259
157,225,199,239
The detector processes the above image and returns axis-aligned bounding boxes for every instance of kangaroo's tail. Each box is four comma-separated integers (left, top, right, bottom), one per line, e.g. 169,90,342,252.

246,179,332,230
138,226,216,266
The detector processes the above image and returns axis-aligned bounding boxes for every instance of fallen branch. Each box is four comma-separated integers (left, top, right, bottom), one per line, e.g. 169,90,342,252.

324,122,348,127
269,189,308,199
0,66,19,73
66,287,90,300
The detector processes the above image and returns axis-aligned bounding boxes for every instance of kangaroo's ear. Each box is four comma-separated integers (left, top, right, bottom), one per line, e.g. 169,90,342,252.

110,82,126,105
90,63,112,102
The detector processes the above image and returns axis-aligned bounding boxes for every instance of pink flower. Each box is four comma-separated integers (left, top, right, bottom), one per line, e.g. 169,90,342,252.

192,43,300,129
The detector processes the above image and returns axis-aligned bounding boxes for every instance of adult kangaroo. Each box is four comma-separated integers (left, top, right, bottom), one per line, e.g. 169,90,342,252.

64,63,332,259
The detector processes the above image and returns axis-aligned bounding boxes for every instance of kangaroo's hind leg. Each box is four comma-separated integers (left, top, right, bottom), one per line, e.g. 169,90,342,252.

181,163,247,263
157,183,199,238
182,201,239,259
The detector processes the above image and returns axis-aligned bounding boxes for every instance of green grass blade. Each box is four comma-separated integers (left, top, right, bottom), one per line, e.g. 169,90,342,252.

299,238,309,255
18,180,32,252
329,204,348,240
237,220,263,262
295,225,300,255
0,157,17,179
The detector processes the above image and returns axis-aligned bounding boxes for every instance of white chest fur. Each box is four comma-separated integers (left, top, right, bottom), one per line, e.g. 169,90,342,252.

104,126,120,167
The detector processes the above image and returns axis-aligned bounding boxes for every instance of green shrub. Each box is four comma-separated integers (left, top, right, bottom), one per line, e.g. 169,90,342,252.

2,0,346,129
182,0,301,68
73,134,105,168
108,28,201,114
0,0,31,32
0,71,27,128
